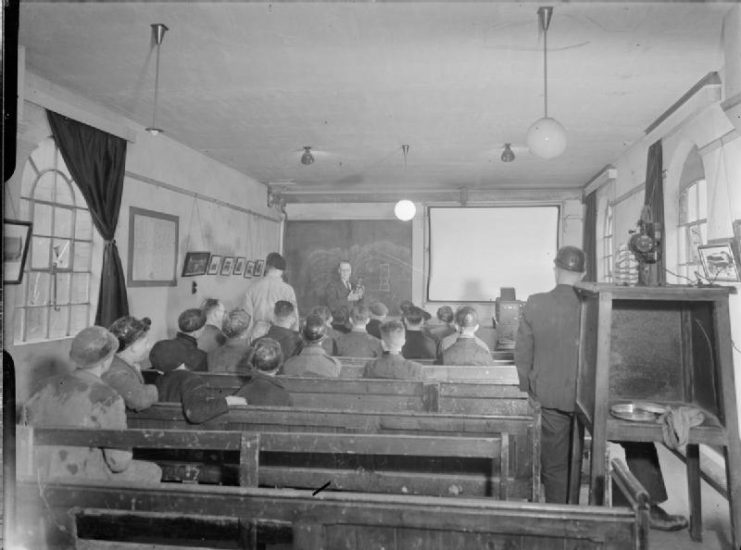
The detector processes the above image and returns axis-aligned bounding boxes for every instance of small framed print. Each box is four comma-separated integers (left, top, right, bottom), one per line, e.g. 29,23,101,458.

181,251,211,277
244,260,255,279
233,256,247,276
253,259,265,277
207,255,223,275
698,242,741,282
221,256,235,276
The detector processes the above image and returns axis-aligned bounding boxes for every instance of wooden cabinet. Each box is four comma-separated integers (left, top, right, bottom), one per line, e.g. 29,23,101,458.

570,283,740,546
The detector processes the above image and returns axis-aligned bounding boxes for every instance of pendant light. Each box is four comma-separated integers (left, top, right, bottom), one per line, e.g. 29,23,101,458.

501,143,516,163
395,145,416,221
300,146,315,165
526,7,566,159
146,23,169,136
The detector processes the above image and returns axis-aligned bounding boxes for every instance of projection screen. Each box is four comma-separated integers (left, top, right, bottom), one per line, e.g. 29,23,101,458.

427,206,560,301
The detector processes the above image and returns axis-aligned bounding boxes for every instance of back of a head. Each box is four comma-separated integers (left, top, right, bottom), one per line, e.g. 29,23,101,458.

251,337,284,372
369,301,388,319
222,308,251,339
399,300,414,315
332,306,349,326
403,305,426,326
70,326,119,369
200,298,221,316
379,320,406,350
455,306,479,329
437,306,454,324
178,308,207,333
350,305,370,325
109,315,152,352
302,314,327,343
266,252,287,272
554,246,586,273
310,305,332,325
273,300,295,321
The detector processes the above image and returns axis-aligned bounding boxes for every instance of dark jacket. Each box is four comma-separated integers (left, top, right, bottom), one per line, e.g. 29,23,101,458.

324,278,355,314
282,345,342,378
233,372,293,407
336,330,383,358
155,369,229,424
442,337,495,366
514,284,581,412
262,325,303,359
402,330,437,360
362,352,425,380
102,356,158,411
366,319,383,340
150,333,208,373
207,338,253,373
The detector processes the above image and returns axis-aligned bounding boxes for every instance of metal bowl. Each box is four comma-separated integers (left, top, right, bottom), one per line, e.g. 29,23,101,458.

610,402,665,423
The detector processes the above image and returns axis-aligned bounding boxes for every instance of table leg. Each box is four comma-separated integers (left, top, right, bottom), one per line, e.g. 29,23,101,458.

686,443,702,541
725,440,741,549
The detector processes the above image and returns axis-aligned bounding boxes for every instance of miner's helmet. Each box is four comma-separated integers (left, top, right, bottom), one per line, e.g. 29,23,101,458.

554,246,586,273
302,314,327,343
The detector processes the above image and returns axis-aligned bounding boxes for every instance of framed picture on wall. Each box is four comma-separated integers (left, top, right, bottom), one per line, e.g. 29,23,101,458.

253,259,265,277
244,260,255,279
181,251,211,277
698,242,741,282
221,256,235,276
3,219,32,284
127,207,179,287
233,256,247,276
207,255,223,275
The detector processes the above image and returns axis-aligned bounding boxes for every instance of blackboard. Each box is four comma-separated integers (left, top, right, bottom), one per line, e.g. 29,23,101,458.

284,220,413,316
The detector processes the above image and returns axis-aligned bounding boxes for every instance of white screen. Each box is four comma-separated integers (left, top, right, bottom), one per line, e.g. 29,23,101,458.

427,206,560,301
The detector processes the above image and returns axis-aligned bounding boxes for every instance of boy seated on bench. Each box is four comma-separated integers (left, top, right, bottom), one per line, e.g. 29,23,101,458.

282,314,342,378
256,300,302,360
233,338,293,407
24,326,161,483
310,305,340,355
363,320,425,380
440,306,494,366
198,298,227,353
366,301,388,340
208,308,252,373
401,306,437,361
150,308,209,373
336,305,383,358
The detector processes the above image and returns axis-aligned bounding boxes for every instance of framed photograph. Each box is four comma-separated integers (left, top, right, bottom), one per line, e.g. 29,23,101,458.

244,260,255,279
3,220,32,284
233,257,247,276
698,242,741,282
181,251,211,277
207,255,223,275
253,259,265,278
221,256,235,276
127,207,179,287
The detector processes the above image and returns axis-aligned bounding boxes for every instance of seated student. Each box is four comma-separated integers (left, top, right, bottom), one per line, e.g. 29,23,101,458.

198,298,227,353
104,315,158,411
208,308,253,373
232,338,293,407
150,308,209,373
310,305,340,355
337,305,384,358
331,305,352,334
259,300,302,360
366,301,388,340
153,344,247,424
401,306,437,360
440,306,490,353
24,326,161,483
363,320,425,380
282,314,342,378
441,306,494,366
426,305,457,342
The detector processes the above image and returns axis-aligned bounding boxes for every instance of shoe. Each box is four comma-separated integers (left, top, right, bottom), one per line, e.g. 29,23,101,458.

649,505,689,531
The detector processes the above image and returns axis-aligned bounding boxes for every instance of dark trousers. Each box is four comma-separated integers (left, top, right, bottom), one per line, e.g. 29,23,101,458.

541,407,574,503
613,441,668,506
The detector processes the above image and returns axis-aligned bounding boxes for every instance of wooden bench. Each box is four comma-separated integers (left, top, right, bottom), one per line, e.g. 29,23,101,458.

16,459,649,549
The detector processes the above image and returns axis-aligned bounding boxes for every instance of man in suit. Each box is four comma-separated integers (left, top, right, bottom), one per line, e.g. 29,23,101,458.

324,260,364,314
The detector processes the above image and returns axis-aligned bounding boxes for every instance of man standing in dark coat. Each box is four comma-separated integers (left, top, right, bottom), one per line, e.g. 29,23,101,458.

324,260,364,314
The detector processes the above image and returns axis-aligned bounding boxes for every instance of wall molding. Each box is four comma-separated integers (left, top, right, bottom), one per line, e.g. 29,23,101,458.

582,165,617,198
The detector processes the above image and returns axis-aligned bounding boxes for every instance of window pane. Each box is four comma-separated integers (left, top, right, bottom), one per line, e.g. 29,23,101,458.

697,180,707,219
75,209,93,240
19,198,31,220
26,307,49,341
55,178,74,206
678,191,688,224
73,241,92,271
14,308,25,342
71,273,90,303
55,272,71,305
686,185,698,220
34,172,56,202
52,238,72,270
30,236,51,269
27,271,51,306
33,203,53,236
689,226,704,264
70,305,89,334
49,306,70,339
678,229,688,265
54,207,74,238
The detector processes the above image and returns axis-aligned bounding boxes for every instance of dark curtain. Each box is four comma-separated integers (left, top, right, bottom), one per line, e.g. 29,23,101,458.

582,190,598,282
47,110,129,327
644,140,665,284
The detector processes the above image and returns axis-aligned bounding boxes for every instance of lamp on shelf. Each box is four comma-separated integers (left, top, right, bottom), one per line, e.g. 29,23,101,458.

526,7,566,159
145,23,169,136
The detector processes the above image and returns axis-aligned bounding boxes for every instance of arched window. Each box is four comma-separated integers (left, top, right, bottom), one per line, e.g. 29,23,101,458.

677,147,706,281
15,137,95,343
601,203,614,282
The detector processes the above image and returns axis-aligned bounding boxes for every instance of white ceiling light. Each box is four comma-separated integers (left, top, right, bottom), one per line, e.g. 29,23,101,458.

394,200,416,221
526,7,566,159
145,23,169,136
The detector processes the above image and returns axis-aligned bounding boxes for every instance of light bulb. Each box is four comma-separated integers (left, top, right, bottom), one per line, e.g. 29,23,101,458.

394,200,416,221
501,144,515,163
300,147,314,166
526,117,567,159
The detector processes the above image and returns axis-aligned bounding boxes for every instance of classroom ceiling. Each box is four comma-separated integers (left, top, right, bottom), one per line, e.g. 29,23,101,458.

18,1,732,198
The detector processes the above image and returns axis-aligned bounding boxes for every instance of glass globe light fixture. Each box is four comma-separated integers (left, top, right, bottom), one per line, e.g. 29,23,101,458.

394,200,416,221
526,117,567,159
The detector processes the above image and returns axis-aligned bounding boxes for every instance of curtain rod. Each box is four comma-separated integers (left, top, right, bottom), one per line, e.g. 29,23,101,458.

125,170,280,224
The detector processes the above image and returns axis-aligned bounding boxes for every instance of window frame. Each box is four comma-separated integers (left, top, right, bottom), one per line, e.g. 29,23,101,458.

676,178,707,281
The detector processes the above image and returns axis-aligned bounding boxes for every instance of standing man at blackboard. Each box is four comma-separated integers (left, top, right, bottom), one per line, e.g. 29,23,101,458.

245,252,299,337
324,260,364,315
